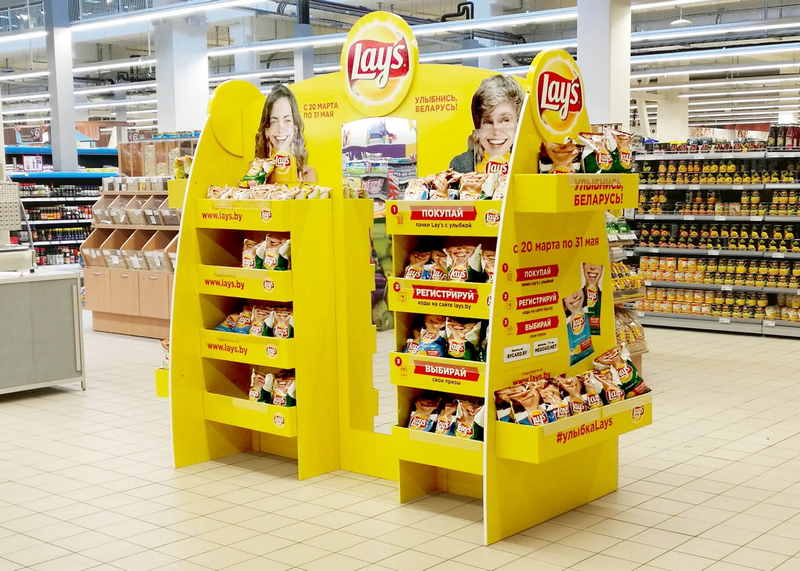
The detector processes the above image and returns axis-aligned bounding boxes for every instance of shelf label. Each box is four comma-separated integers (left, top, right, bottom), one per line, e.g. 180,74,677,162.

689,185,700,191
719,317,731,324
607,234,619,242
773,252,785,259
649,248,659,254
664,185,675,190
764,320,776,327
636,311,645,317
721,285,733,291
751,216,764,222
709,250,719,256
644,280,652,286
732,185,744,191
644,215,655,220
714,215,726,221
684,215,695,221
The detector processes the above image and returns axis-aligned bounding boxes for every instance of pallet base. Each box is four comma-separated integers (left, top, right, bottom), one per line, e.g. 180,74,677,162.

92,311,170,339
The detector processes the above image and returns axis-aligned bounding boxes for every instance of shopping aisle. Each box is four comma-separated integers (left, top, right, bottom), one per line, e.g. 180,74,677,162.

0,315,798,571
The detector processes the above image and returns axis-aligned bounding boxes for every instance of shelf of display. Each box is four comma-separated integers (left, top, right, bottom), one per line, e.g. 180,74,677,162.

21,196,100,203
632,213,800,223
634,247,767,258
638,312,766,334
36,263,82,272
614,289,645,304
765,150,800,158
765,184,800,190
636,151,766,160
4,146,119,156
27,219,92,225
392,426,483,475
32,239,85,246
199,329,295,368
763,320,800,338
195,198,294,232
8,172,118,180
389,352,486,399
197,265,293,301
387,278,492,319
638,184,764,191
92,224,181,231
385,200,502,237
495,394,652,464
644,280,769,293
512,173,638,213
764,252,800,259
203,392,298,437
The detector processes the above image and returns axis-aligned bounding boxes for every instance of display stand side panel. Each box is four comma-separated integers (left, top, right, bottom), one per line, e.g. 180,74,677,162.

170,81,264,468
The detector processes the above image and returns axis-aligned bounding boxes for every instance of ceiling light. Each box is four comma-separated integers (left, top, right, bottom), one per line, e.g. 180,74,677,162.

419,39,577,63
631,43,800,65
73,58,156,73
0,70,49,81
631,18,800,43
76,97,158,110
632,0,710,10
125,109,157,116
74,81,157,95
670,7,691,26
689,111,781,119
0,106,50,116
679,88,800,99
127,118,158,123
689,96,800,106
0,92,50,103
689,104,800,113
631,61,799,80
0,30,46,44
631,75,800,92
2,117,50,124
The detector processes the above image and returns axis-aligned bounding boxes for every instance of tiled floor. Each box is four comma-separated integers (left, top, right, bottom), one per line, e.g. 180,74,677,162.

1,313,799,570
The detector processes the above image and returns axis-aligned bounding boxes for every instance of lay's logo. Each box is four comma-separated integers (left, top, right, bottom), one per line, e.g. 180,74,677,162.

538,71,582,121
274,154,291,171
340,12,419,116
485,161,509,175
347,38,409,88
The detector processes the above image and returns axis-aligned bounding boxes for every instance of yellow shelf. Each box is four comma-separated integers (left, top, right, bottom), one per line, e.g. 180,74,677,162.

199,329,295,368
512,174,639,213
385,200,502,237
155,368,168,398
195,198,293,231
387,278,492,319
495,394,652,464
203,391,298,437
393,426,483,475
390,351,485,398
197,265,293,301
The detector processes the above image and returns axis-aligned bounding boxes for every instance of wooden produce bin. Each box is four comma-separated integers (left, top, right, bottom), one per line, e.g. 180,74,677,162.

143,196,166,226
108,195,132,225
125,196,150,226
121,230,153,271
81,228,114,268
165,233,178,270
143,230,176,273
100,229,133,269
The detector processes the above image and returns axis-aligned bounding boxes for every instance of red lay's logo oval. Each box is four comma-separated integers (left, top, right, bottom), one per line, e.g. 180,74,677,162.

538,71,582,121
527,50,590,141
340,12,419,116
274,154,291,172
485,161,509,175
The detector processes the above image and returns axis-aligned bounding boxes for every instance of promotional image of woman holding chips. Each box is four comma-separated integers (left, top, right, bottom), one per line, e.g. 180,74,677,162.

449,74,525,175
255,84,318,183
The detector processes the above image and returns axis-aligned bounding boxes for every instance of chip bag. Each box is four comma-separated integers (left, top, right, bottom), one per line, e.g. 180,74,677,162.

579,131,614,173
408,396,440,432
591,369,625,405
445,244,482,282
160,338,170,369
403,328,421,354
242,239,261,269
404,179,429,200
267,306,294,339
539,383,571,422
459,173,488,201
208,185,234,199
494,385,526,422
481,250,496,283
404,251,431,280
416,315,447,356
214,312,240,332
455,400,485,440
260,233,291,271
540,139,582,174
491,175,509,200
240,158,268,188
566,310,594,366
270,370,296,407
580,372,604,410
427,250,448,281
428,173,451,201
232,306,253,334
249,306,271,337
435,399,458,436
608,128,633,173
510,384,549,426
249,369,273,403
594,344,650,398
445,318,482,361
556,375,587,415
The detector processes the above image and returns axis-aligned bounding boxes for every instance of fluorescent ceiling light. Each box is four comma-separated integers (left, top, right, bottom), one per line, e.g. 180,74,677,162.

631,75,800,92
2,117,50,124
0,30,46,44
76,97,158,110
0,70,49,81
689,104,800,113
0,106,50,116
631,43,800,65
419,39,576,63
690,110,781,118
72,0,268,32
73,58,156,73
631,61,799,79
632,0,711,10
126,109,157,116
679,88,800,99
631,18,800,43
209,69,294,83
689,96,800,106
74,81,157,95
0,92,49,103
629,104,658,109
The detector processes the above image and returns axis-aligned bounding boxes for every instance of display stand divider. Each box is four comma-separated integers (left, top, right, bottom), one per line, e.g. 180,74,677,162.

170,81,340,480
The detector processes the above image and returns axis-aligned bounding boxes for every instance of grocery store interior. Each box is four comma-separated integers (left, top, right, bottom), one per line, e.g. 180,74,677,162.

3,0,800,570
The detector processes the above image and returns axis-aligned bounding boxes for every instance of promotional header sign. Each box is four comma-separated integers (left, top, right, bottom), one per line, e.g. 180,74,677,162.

340,11,419,117
527,50,590,143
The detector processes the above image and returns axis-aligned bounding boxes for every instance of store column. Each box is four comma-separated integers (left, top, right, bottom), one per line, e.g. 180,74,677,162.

153,12,209,131
656,82,689,141
230,18,260,88
577,0,631,130
294,0,313,81
115,90,129,144
43,0,78,171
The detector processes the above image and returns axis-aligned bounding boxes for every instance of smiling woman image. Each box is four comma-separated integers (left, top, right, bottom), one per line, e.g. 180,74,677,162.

255,84,317,183
582,263,604,336
563,288,594,366
450,74,525,175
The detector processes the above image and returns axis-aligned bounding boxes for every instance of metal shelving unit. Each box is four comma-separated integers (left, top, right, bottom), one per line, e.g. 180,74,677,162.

631,213,800,223
633,247,799,260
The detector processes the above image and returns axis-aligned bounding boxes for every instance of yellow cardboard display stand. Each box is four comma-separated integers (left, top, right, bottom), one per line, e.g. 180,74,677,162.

169,11,651,544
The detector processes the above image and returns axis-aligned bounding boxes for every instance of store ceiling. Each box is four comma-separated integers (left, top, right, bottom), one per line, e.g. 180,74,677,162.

3,0,800,129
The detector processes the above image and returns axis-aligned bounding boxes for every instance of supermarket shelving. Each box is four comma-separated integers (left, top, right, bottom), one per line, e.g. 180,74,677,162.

638,184,765,191
27,219,92,225
21,196,100,203
638,311,768,335
4,146,118,156
8,172,117,180
632,247,793,259
643,280,798,294
635,151,766,160
91,224,181,231
631,213,800,223
32,239,85,246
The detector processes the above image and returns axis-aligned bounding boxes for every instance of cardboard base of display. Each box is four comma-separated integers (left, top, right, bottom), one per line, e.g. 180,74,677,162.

93,312,169,339
155,368,169,398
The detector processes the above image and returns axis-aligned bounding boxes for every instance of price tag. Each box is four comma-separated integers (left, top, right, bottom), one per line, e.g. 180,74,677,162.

732,185,744,191
697,154,705,160
653,185,664,190
721,285,733,291
684,215,695,221
665,185,675,190
714,215,726,221
644,280,652,287
689,185,700,191
751,216,764,222
626,251,634,257
764,320,776,327
719,317,731,324
773,252,785,258
709,250,720,256
607,234,619,242
636,311,645,317
649,248,659,254
644,215,655,220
